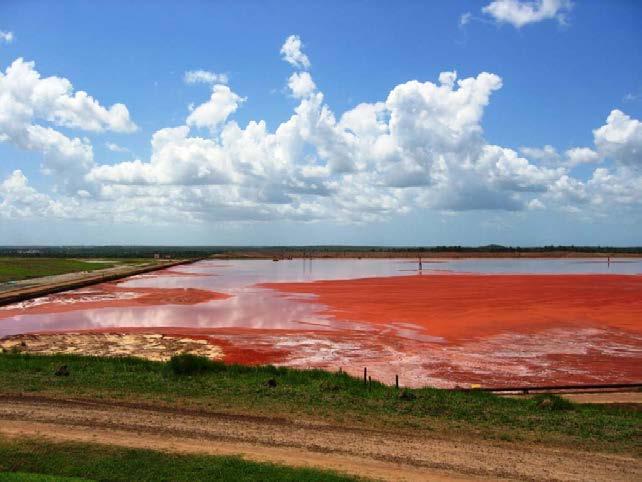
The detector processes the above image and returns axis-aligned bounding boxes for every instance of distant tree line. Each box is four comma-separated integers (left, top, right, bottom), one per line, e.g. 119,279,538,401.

0,246,222,258
0,244,641,258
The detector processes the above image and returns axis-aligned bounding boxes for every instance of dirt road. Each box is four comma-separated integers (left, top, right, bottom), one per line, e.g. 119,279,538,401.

0,395,639,481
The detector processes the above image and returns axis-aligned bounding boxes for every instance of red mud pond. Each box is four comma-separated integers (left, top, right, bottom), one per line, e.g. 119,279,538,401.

1,258,642,388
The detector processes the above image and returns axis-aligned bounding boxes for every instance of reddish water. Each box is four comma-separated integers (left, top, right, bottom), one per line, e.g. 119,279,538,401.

1,259,641,387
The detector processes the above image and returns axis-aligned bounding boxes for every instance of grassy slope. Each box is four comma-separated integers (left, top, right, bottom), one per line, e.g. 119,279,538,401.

0,258,149,283
0,471,89,481
0,437,354,482
0,353,639,456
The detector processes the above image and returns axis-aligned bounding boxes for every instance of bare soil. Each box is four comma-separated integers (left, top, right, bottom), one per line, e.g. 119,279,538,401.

0,333,223,361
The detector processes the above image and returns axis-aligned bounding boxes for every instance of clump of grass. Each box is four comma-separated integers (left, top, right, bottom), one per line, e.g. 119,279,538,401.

533,394,574,411
0,472,89,481
319,380,343,392
166,354,224,376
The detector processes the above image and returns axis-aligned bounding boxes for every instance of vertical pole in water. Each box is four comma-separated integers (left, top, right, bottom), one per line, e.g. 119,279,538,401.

608,256,611,267
364,367,367,385
395,374,399,389
418,256,423,272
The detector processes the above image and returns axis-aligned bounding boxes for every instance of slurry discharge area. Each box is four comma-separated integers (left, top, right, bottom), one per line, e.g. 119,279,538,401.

1,258,641,388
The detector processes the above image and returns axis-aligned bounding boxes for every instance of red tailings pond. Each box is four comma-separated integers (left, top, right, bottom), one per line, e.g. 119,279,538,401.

1,259,641,388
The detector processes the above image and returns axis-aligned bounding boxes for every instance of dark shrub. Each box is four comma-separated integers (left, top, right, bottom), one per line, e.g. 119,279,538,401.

167,354,223,375
54,365,70,376
398,389,417,401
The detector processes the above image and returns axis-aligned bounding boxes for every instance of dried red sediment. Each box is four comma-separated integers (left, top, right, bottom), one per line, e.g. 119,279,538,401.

253,274,642,386
206,335,290,365
259,274,642,341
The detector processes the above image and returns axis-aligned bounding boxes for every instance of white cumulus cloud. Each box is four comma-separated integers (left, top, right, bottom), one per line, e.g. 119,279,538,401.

459,12,473,27
0,58,137,192
594,109,642,168
280,35,311,70
3,34,642,227
288,72,316,98
482,0,573,28
186,85,245,131
0,31,13,44
184,69,228,85
0,170,77,219
105,142,129,153
564,147,599,167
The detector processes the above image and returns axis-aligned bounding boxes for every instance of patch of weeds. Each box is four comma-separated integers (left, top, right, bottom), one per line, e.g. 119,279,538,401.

319,380,343,392
533,394,574,411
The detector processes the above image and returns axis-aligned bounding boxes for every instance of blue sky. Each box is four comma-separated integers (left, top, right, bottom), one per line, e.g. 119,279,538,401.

1,0,641,246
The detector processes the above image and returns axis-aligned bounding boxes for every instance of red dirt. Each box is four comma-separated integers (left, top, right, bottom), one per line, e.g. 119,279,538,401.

259,274,642,342
0,283,230,319
207,335,290,365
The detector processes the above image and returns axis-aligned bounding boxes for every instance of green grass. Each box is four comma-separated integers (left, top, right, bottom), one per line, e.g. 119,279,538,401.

0,437,354,481
0,353,640,455
0,258,150,283
0,472,90,481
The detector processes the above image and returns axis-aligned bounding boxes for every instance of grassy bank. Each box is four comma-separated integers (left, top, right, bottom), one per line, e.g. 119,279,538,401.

0,258,150,283
0,437,354,481
0,353,639,455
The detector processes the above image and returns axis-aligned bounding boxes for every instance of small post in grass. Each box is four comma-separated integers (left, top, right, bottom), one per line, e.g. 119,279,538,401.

368,376,372,390
364,367,367,385
395,374,399,389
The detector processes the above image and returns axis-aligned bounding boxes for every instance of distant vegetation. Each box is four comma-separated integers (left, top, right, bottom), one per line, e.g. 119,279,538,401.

0,353,639,455
0,244,640,259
